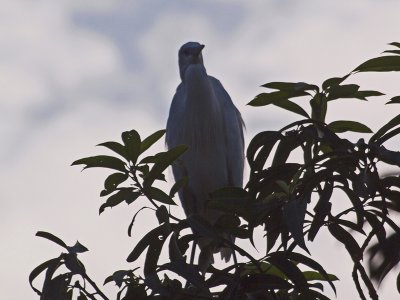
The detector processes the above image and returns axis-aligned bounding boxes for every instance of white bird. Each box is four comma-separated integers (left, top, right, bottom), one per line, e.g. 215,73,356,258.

166,42,244,272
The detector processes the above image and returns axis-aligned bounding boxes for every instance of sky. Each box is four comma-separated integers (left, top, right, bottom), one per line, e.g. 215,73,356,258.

2,0,400,299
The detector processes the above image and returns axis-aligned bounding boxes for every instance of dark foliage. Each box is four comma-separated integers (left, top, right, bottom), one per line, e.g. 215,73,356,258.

30,43,400,299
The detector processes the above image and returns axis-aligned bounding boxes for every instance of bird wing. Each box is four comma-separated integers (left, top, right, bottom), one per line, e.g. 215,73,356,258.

210,76,245,187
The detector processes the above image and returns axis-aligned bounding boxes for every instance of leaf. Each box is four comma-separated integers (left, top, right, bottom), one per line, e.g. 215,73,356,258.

272,133,301,166
72,155,127,173
322,74,350,91
99,189,141,214
354,90,385,100
389,42,400,48
308,183,333,241
263,81,318,92
247,131,282,170
303,271,339,282
386,96,400,104
146,187,176,205
378,146,400,167
353,55,400,72
383,50,400,55
266,254,308,292
274,99,310,118
169,177,187,198
67,241,89,254
283,196,309,253
370,114,400,143
103,172,128,193
36,231,68,249
327,84,359,101
144,145,187,187
328,222,362,261
337,185,364,226
248,90,309,107
397,272,400,294
156,205,169,224
29,257,61,295
122,130,141,164
327,120,372,133
64,253,85,275
240,273,293,292
141,130,166,153
286,252,337,294
97,141,128,160
127,222,172,263
128,206,153,237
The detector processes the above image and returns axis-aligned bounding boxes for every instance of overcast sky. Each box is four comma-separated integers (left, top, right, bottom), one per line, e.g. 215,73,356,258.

2,1,400,299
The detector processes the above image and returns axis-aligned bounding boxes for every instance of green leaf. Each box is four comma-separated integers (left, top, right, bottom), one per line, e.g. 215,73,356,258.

303,271,339,282
354,90,385,100
122,130,141,164
146,187,176,205
72,155,127,173
141,130,166,153
97,141,128,160
36,231,68,249
370,114,400,143
327,120,372,133
353,55,400,72
144,145,187,187
266,254,308,292
386,96,400,105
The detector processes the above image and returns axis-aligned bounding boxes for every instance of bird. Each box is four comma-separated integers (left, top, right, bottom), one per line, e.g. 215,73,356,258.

166,41,244,273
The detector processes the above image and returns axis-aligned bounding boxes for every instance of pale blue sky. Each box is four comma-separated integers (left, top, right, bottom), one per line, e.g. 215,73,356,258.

2,1,400,299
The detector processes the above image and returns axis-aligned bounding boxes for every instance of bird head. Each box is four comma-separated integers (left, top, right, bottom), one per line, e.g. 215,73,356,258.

178,42,205,81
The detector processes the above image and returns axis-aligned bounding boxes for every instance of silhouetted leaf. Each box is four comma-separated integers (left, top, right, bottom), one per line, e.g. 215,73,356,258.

64,253,85,275
283,196,308,252
378,146,400,167
353,55,400,72
97,141,128,160
266,254,308,292
338,185,364,226
140,129,166,153
303,271,338,282
156,205,169,224
247,131,282,170
328,223,362,261
397,272,400,294
169,176,187,198
72,155,127,173
240,273,293,292
29,257,61,295
67,241,88,254
104,172,128,193
99,189,141,214
248,90,309,107
146,187,176,205
322,74,350,90
370,114,400,143
128,206,153,237
386,96,400,104
328,120,372,133
36,231,68,249
127,223,172,263
309,183,333,241
327,84,359,101
274,99,310,118
122,130,141,164
263,81,318,92
144,145,187,187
